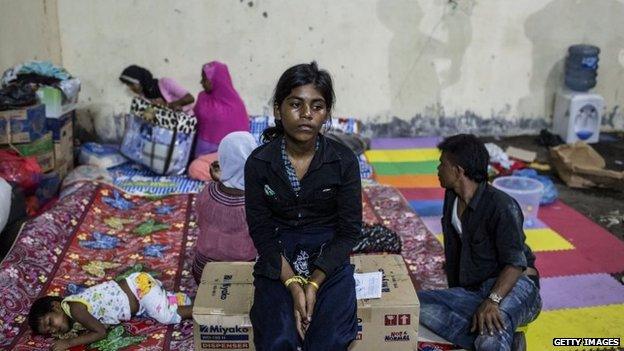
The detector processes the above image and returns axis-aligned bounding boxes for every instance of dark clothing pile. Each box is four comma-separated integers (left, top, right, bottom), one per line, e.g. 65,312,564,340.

0,82,37,110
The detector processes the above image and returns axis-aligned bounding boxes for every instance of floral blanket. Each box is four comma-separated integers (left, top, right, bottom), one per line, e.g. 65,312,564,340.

0,182,198,350
1,181,445,350
363,184,447,290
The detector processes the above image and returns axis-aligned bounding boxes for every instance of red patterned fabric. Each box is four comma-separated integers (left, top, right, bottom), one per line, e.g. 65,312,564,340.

1,182,198,350
363,184,447,290
1,182,448,350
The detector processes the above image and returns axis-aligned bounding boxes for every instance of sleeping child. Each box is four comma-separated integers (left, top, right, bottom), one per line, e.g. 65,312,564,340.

27,272,192,351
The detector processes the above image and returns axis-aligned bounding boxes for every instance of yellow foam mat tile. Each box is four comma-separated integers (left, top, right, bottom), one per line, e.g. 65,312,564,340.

434,228,574,253
435,233,444,245
527,304,624,350
365,148,441,163
525,228,575,252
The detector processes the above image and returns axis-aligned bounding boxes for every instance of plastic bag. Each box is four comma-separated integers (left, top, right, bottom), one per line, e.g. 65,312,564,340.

0,82,38,110
120,114,194,175
513,168,558,205
79,142,127,169
62,165,112,189
0,150,42,194
353,224,402,254
485,142,512,169
0,178,11,232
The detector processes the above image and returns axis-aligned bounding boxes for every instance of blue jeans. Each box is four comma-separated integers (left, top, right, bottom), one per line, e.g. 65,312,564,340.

417,276,542,351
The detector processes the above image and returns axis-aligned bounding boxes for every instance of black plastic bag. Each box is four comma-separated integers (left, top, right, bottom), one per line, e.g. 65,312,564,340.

0,82,37,110
353,224,402,254
535,129,564,147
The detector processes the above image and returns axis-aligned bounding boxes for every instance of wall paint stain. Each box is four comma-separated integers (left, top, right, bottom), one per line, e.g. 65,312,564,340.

361,105,621,138
604,106,622,128
377,0,474,118
518,0,624,119
363,112,549,138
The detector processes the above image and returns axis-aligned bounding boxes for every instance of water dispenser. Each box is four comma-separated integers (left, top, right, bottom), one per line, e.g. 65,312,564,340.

553,88,603,144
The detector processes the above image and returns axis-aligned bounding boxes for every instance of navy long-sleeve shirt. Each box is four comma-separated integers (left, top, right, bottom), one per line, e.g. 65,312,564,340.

244,135,362,280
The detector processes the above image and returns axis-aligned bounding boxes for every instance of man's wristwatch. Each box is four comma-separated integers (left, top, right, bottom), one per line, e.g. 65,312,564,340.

488,292,503,304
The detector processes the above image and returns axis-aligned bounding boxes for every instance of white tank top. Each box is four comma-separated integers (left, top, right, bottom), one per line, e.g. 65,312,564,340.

452,197,463,237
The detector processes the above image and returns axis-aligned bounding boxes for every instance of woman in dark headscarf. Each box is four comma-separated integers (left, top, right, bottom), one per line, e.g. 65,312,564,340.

119,65,195,113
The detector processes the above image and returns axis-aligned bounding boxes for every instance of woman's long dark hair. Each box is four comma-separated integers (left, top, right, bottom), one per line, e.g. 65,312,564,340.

261,61,335,143
119,65,162,99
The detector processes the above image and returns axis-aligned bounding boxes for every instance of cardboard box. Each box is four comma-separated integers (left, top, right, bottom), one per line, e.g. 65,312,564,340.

194,262,255,351
550,142,624,190
46,110,74,141
3,132,55,173
0,104,47,144
505,146,536,163
350,254,420,351
46,112,74,172
193,254,419,351
54,141,74,171
53,159,72,180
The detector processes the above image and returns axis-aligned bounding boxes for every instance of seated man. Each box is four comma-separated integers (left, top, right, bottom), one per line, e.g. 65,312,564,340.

418,134,541,351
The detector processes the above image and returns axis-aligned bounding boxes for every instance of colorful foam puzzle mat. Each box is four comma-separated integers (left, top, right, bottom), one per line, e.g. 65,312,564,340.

366,137,624,350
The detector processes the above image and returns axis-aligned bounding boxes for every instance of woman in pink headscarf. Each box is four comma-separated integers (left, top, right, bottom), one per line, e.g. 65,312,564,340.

193,61,250,157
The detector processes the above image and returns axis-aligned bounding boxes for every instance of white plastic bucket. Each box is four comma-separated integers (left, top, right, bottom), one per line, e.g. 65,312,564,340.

493,176,544,227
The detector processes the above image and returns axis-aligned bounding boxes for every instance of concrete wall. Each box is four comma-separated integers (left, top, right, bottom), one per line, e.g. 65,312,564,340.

2,0,623,137
0,0,61,69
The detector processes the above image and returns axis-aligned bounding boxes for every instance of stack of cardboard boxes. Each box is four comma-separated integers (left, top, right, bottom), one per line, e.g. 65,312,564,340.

37,84,77,179
0,96,76,207
193,254,420,351
45,109,75,179
0,104,53,172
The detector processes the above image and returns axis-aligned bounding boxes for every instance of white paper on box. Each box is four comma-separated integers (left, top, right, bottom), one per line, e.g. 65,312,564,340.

354,272,383,300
